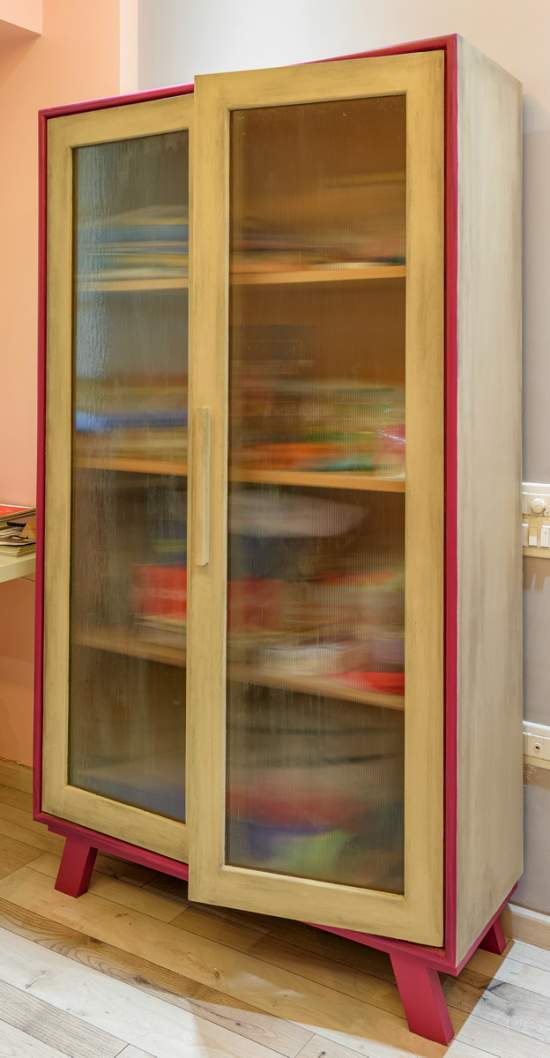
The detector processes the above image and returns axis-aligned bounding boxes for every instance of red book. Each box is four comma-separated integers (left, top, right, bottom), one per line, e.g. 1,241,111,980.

133,565,187,618
0,504,35,523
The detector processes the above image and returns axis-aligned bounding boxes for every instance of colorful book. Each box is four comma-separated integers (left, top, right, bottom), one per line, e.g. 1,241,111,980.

0,504,35,527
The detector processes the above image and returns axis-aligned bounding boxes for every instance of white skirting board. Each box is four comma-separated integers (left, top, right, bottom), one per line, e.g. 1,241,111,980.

504,903,550,950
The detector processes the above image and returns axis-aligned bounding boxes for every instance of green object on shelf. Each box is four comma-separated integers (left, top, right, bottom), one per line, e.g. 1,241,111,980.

275,828,351,875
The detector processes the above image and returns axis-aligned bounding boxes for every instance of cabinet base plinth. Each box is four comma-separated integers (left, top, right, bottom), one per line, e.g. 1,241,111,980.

55,836,97,897
390,952,454,1044
49,826,512,1047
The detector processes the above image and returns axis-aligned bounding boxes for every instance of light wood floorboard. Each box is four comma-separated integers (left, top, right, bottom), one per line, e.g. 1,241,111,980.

0,759,33,793
118,1048,156,1058
0,1019,68,1057
0,765,546,1057
0,977,124,1057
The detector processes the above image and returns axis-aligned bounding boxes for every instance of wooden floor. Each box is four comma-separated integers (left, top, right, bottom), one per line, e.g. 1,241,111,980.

0,760,548,1058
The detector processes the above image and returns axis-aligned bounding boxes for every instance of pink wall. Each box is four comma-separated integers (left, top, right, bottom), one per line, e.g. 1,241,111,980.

0,0,121,765
0,0,42,37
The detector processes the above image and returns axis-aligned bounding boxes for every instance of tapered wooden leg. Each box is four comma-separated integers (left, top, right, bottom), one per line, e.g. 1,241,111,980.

390,952,454,1045
479,915,507,955
55,835,97,897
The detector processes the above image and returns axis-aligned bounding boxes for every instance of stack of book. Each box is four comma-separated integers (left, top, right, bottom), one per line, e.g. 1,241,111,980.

75,378,188,463
0,504,36,556
232,380,405,476
78,204,188,286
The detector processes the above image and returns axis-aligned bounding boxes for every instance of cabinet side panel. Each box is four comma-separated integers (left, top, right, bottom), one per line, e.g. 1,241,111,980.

456,38,523,963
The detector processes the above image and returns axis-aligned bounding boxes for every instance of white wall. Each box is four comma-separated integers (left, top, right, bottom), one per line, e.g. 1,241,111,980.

138,0,550,482
137,0,550,913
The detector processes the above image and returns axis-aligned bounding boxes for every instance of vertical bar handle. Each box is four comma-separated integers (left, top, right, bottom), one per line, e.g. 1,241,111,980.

194,407,211,567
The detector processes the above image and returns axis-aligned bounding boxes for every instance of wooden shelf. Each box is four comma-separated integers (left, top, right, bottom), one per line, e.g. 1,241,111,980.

0,551,36,585
78,264,405,293
75,627,186,667
75,626,403,709
78,277,188,293
231,264,406,286
75,455,405,492
229,468,405,492
76,454,187,476
230,664,404,711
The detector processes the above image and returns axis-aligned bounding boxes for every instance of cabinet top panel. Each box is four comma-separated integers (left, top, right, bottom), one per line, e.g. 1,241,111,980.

39,34,461,123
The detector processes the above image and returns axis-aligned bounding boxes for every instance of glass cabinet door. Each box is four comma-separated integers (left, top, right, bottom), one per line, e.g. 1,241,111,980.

189,54,444,943
42,95,192,859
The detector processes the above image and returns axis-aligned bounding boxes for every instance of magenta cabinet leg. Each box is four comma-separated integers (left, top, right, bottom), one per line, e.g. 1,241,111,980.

55,835,98,897
480,915,507,955
390,952,454,1045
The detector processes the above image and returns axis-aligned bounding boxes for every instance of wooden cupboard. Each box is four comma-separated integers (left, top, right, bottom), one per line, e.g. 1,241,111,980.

35,35,523,1044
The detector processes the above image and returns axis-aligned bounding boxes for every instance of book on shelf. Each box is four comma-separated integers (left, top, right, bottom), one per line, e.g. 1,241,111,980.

132,564,187,647
0,503,35,528
77,204,188,286
0,511,36,556
134,614,186,647
0,528,35,556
